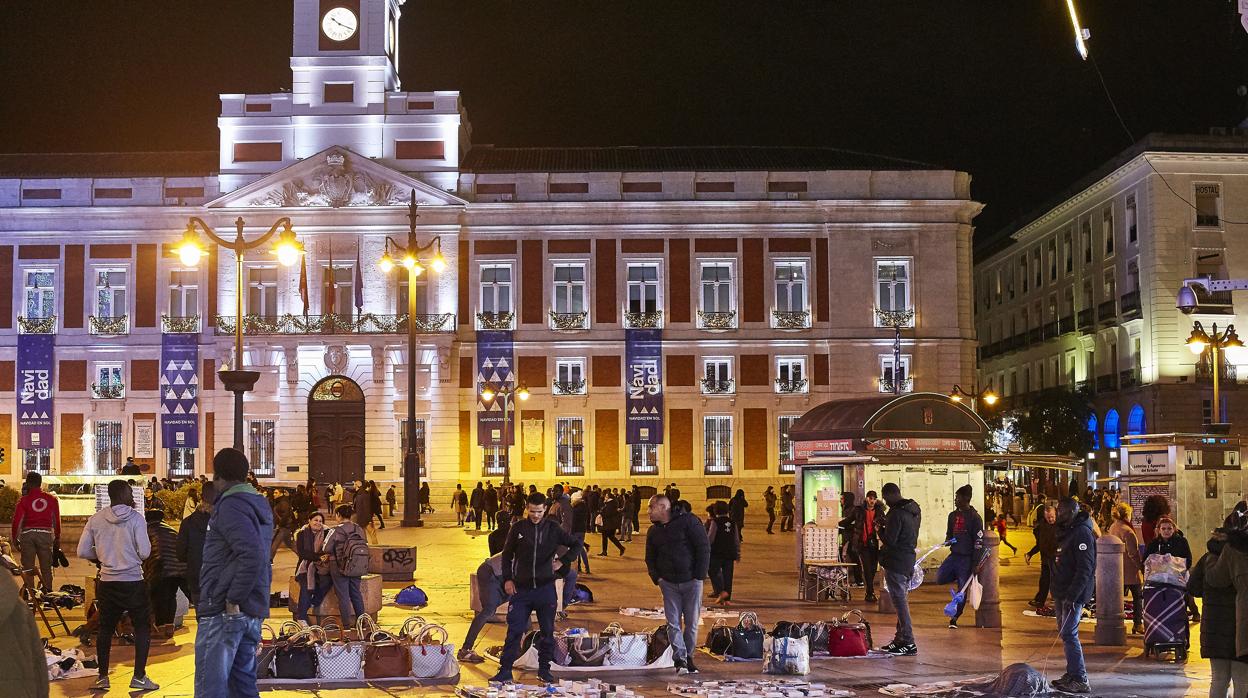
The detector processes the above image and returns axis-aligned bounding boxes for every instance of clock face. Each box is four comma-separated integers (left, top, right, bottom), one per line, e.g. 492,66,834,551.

322,7,358,42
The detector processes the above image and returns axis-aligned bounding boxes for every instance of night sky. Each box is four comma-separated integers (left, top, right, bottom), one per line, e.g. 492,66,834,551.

1,1,1244,243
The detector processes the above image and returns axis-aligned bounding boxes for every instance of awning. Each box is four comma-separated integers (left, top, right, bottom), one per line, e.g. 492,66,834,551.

789,392,989,448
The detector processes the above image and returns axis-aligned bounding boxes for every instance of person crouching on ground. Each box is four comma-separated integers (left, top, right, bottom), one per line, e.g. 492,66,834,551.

646,494,711,675
1049,496,1096,694
936,484,983,629
878,482,921,656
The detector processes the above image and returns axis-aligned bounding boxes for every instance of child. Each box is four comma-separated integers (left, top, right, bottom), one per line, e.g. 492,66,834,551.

995,513,1017,555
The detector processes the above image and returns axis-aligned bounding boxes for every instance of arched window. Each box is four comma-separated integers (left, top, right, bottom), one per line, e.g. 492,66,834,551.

1103,409,1120,449
1127,404,1146,435
1087,413,1099,450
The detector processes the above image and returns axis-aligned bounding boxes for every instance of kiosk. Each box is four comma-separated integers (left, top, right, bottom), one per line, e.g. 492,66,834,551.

1120,433,1246,539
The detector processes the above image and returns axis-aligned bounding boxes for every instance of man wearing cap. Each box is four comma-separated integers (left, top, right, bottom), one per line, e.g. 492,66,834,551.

936,484,983,629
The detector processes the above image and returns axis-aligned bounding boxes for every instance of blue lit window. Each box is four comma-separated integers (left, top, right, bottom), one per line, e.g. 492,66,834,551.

1103,409,1120,449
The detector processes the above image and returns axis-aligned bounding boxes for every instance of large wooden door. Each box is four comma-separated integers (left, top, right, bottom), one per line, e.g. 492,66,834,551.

308,376,366,484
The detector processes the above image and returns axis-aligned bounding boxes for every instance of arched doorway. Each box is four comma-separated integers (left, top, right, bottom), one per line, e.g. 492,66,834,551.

308,375,365,484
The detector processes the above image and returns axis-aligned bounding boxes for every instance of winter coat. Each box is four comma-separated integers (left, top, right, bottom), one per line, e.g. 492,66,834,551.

879,499,921,575
484,488,500,513
352,489,373,526
729,495,747,527
293,525,326,566
1145,531,1194,571
1051,510,1097,605
0,573,47,698
1206,533,1248,659
848,501,886,555
764,490,777,513
571,500,590,534
177,509,210,588
945,507,984,557
645,508,712,585
547,494,573,534
601,498,623,531
500,517,581,591
77,504,151,582
1190,542,1240,661
470,487,485,510
197,483,274,619
488,517,511,556
708,515,740,561
146,521,187,579
1028,517,1059,560
1107,519,1143,586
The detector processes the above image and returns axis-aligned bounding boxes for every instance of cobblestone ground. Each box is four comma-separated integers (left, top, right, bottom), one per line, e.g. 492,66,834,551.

44,513,1211,697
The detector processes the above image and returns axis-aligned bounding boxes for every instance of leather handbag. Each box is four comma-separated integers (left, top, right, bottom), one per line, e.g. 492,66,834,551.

568,634,609,667
602,622,648,667
771,620,806,639
274,630,319,680
313,625,365,680
729,612,765,660
705,619,734,655
256,624,280,680
805,621,830,655
645,625,671,664
360,616,411,679
407,624,458,678
826,610,871,657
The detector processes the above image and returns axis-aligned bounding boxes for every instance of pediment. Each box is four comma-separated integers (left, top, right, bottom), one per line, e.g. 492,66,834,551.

208,146,467,208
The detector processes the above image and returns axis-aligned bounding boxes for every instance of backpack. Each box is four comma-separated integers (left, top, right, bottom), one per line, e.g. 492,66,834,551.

331,523,370,577
395,585,429,606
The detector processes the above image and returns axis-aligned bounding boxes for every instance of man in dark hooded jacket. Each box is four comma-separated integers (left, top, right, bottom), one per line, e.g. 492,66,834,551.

646,495,711,674
1049,497,1096,694
878,482,921,656
936,484,984,628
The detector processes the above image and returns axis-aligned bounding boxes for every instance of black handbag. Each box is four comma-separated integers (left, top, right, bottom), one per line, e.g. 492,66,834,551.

705,619,734,655
729,612,765,660
771,620,806,639
569,635,609,667
646,624,671,664
805,621,830,655
274,631,318,680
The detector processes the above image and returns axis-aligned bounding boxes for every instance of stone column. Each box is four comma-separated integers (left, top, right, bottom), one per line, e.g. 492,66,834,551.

1095,534,1126,646
976,531,1002,628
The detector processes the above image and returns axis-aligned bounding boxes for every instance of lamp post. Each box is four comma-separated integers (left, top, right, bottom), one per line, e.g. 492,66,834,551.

379,192,447,527
173,216,303,452
1185,321,1246,427
948,384,1000,414
479,382,530,486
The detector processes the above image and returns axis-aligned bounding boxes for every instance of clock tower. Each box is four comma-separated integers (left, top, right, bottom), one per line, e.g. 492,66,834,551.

292,0,404,99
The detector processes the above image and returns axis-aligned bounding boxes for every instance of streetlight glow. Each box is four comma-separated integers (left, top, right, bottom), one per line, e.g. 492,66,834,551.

174,229,205,267
401,254,417,270
982,390,999,406
480,386,496,402
273,228,304,267
517,387,531,401
431,253,447,273
379,253,395,273
1065,0,1090,60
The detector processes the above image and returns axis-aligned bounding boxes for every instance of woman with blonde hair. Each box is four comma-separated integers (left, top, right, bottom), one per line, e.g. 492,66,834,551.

1107,502,1144,634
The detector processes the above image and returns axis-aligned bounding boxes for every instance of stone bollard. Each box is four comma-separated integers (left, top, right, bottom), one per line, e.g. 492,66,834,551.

1095,534,1126,646
976,531,1002,628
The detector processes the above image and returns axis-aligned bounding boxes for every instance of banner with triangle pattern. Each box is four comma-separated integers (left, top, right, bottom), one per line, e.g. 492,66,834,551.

476,330,514,447
16,332,54,449
160,332,199,448
626,328,664,444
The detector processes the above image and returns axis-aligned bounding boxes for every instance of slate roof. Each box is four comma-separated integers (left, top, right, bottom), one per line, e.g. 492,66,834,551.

0,151,219,178
461,145,941,173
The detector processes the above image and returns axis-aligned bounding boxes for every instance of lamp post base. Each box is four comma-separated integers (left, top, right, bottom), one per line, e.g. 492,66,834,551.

218,370,261,453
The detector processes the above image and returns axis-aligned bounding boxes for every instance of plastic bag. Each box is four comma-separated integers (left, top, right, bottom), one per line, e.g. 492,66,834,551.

968,575,984,610
1144,553,1189,587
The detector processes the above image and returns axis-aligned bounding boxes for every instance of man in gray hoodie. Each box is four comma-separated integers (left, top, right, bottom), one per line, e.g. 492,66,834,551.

77,479,158,692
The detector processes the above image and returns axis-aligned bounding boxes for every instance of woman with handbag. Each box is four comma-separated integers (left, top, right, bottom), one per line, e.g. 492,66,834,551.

292,512,333,623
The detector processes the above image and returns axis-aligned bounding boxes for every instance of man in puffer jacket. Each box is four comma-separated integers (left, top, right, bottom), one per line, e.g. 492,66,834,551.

1049,497,1096,694
878,482,921,656
194,448,274,698
646,494,711,675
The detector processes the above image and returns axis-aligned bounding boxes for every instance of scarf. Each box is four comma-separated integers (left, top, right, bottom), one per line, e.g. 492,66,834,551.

299,527,327,587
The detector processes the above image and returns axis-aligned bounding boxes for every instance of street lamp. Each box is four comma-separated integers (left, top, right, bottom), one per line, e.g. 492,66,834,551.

478,381,530,486
377,192,447,527
948,384,999,414
1186,321,1246,427
172,216,303,452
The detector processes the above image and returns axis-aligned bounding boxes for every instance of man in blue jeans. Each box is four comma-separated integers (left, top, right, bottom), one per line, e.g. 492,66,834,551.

645,495,710,675
877,482,921,656
1049,497,1096,694
194,448,274,698
493,492,582,684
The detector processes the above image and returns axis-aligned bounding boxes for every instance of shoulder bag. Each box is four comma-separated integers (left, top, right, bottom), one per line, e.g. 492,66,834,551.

568,633,610,667
313,625,364,680
705,618,734,656
602,622,648,667
826,610,871,657
273,630,319,680
645,624,671,664
407,623,458,678
730,611,765,659
361,616,410,679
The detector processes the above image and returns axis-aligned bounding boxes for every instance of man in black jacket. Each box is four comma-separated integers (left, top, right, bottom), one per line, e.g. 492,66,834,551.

645,495,711,675
1025,505,1058,608
1049,497,1096,694
471,482,485,531
878,482,921,656
936,484,983,629
494,492,582,684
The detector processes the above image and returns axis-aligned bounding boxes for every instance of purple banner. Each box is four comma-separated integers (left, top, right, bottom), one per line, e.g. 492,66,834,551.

160,332,200,448
626,328,664,444
477,330,515,447
17,333,54,449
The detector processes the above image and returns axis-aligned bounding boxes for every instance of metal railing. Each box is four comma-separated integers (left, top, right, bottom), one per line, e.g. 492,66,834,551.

772,309,811,330
1193,288,1234,314
553,379,587,395
701,378,735,394
1095,373,1118,393
1196,362,1240,387
161,315,201,333
476,311,515,331
17,316,56,334
775,378,808,393
549,311,588,331
874,307,915,328
89,315,129,336
624,310,663,329
91,382,125,400
1119,368,1139,390
215,313,454,335
698,310,737,330
1077,308,1095,332
1120,290,1141,318
878,377,913,393
1097,300,1116,324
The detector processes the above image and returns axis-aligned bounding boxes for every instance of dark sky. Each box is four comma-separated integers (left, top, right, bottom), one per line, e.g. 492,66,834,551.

1,1,1243,243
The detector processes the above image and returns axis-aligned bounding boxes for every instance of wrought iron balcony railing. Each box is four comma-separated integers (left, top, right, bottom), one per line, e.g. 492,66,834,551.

1097,300,1117,325
18,315,56,334
549,311,588,331
701,378,735,394
476,311,515,331
878,376,913,393
215,313,454,335
91,382,125,400
553,379,587,395
1193,288,1235,314
1077,308,1095,332
772,309,811,330
697,310,737,331
1196,362,1240,387
1058,315,1075,335
875,307,915,328
1119,368,1139,390
1075,379,1094,396
624,310,663,329
775,378,808,394
1120,290,1141,319
89,314,129,336
1095,373,1118,393
162,314,201,333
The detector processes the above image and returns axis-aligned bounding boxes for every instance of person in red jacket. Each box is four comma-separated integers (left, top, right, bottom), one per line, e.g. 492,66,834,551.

12,471,61,592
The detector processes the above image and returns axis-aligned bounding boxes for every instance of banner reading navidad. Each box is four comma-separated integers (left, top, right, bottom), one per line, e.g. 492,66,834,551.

17,332,54,449
625,328,663,444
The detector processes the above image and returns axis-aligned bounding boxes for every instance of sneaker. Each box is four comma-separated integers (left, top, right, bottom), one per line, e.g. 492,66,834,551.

674,656,688,675
1051,676,1091,694
1027,599,1043,608
130,675,160,692
457,648,486,663
489,673,514,684
91,677,110,692
538,671,556,684
685,657,699,674
948,620,958,629
884,642,917,656
864,594,878,603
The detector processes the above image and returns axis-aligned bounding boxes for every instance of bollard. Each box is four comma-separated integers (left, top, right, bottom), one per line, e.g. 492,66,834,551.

976,531,1002,628
1095,534,1126,646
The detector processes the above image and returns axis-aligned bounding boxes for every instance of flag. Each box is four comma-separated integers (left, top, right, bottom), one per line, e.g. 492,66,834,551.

325,236,336,316
354,235,364,313
298,252,309,316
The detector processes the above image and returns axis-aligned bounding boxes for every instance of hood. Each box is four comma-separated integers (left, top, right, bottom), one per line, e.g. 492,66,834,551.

1063,509,1092,532
1208,537,1226,555
217,483,275,527
102,504,140,525
891,499,920,517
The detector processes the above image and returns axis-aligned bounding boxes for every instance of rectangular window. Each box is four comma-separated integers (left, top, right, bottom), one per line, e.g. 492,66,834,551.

555,417,585,476
323,83,354,103
23,449,51,474
874,259,912,323
396,140,446,160
776,356,807,393
630,444,659,475
703,415,733,475
1048,239,1057,280
233,142,283,163
1195,183,1221,228
1103,208,1115,256
778,415,800,473
699,263,734,313
483,446,507,477
1019,256,1028,293
169,270,199,318
773,261,807,313
322,265,354,315
1126,195,1138,244
552,263,587,314
702,358,734,394
93,363,125,399
627,264,660,315
168,448,196,477
247,419,276,477
247,267,279,319
555,358,587,394
23,269,55,319
1082,218,1093,264
879,354,913,393
397,270,430,315
94,419,123,473
479,264,513,315
1064,229,1074,274
94,268,128,318
399,418,428,478
1032,248,1042,288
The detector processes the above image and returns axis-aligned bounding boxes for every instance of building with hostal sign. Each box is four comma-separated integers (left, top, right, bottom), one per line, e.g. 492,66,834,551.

0,0,982,504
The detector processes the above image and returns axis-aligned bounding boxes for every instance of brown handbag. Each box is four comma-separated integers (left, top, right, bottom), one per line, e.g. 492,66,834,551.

363,631,411,679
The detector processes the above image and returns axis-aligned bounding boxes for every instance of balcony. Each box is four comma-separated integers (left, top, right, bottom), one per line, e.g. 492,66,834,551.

89,315,129,336
1120,290,1141,319
1077,308,1095,333
1026,328,1042,345
874,307,915,328
549,311,588,331
91,382,125,400
1042,320,1059,340
215,313,454,335
701,378,735,395
1095,373,1118,393
878,377,913,393
772,309,811,330
1196,362,1241,388
1007,334,1026,352
161,315,201,333
1097,300,1117,325
1058,315,1075,335
1193,288,1234,315
476,311,515,331
17,315,56,334
624,310,663,329
1120,367,1139,390
698,310,737,331
775,378,808,394
1075,379,1093,395
553,378,587,396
